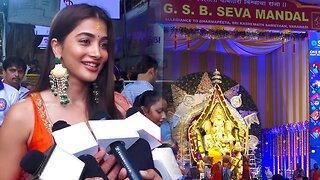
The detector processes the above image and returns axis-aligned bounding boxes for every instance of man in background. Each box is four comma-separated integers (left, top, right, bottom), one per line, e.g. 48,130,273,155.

27,59,40,74
0,80,19,126
2,57,29,99
121,55,159,105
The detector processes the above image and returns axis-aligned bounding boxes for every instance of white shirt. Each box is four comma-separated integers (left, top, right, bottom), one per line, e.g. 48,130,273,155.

2,80,29,100
18,86,29,100
121,80,154,105
0,82,19,125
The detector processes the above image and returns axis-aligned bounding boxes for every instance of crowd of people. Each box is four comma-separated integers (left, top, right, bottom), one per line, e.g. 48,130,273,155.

264,163,320,180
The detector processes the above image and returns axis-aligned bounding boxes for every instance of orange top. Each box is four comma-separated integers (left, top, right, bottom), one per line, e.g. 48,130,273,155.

28,92,53,152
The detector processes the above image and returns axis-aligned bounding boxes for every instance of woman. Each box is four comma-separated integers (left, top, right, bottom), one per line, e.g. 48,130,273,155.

127,90,167,126
0,4,160,180
293,163,305,180
311,163,320,180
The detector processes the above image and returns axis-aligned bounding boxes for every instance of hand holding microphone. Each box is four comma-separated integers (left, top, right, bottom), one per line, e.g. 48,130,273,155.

20,121,108,180
90,112,143,180
20,144,85,180
52,116,143,180
22,114,161,180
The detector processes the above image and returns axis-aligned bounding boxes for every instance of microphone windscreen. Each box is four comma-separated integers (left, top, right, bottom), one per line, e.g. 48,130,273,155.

91,111,112,120
52,120,71,132
78,155,108,180
126,107,143,118
20,150,45,175
127,138,155,170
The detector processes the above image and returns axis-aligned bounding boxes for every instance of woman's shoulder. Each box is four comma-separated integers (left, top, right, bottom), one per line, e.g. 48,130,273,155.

1,98,35,141
5,98,35,124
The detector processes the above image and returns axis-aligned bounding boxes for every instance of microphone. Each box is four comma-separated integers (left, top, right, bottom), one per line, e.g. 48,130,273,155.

78,154,108,180
89,113,143,180
20,144,85,180
91,112,161,179
20,150,45,176
52,121,98,157
152,147,183,180
91,111,112,120
127,138,155,171
109,141,142,180
125,112,162,149
52,120,70,132
21,121,108,180
52,120,107,180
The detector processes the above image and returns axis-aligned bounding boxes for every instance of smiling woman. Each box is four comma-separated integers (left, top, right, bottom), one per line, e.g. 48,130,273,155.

0,4,161,180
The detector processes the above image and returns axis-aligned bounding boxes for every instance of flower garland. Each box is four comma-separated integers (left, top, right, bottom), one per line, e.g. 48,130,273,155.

164,26,308,40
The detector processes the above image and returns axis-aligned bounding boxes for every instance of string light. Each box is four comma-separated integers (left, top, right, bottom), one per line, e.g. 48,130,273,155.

279,134,282,174
287,131,290,170
277,135,280,174
273,134,276,174
301,130,304,171
293,132,296,170
265,122,309,177
306,128,309,177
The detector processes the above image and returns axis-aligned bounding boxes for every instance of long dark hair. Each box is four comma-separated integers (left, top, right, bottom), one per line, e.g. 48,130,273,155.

135,90,163,112
126,90,164,117
34,4,118,118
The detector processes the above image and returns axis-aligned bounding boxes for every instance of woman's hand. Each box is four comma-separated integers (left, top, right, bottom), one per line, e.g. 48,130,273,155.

117,169,162,180
139,169,162,180
94,148,126,180
94,149,162,180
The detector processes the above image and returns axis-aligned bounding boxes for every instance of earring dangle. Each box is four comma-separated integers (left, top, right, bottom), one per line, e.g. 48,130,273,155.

49,57,70,105
93,82,99,104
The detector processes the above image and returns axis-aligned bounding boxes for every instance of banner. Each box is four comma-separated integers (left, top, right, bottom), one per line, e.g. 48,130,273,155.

159,0,320,30
60,0,120,19
309,31,320,167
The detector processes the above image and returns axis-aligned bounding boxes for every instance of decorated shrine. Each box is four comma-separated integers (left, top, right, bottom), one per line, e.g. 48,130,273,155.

168,70,262,179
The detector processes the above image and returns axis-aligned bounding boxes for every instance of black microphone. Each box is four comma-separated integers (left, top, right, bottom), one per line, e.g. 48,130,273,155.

19,121,67,175
20,150,46,176
91,111,112,120
52,120,108,179
90,112,143,180
20,143,85,180
109,141,143,180
78,155,108,180
52,120,70,132
127,138,155,171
